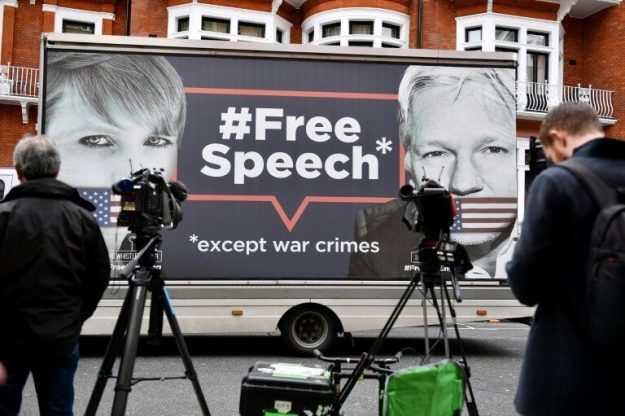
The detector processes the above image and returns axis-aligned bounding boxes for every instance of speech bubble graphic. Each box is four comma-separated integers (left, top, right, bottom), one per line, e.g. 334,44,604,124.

180,87,405,231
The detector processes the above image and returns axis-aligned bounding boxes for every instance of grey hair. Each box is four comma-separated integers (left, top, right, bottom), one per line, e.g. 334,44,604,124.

397,65,516,148
13,135,61,179
45,52,186,145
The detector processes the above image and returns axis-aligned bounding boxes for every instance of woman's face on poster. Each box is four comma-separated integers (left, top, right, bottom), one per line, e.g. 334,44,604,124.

404,83,516,245
47,93,179,188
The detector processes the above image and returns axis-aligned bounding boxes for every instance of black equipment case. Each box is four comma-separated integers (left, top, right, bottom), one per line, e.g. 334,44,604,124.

240,361,335,416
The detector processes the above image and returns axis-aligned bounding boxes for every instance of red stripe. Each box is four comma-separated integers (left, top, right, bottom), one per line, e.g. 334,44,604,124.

184,87,398,101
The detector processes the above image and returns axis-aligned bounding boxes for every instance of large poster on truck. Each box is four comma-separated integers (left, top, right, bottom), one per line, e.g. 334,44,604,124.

41,41,517,280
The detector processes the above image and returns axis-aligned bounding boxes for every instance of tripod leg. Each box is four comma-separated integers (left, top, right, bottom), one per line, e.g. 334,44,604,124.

111,281,149,416
84,288,133,416
442,284,479,416
162,287,211,416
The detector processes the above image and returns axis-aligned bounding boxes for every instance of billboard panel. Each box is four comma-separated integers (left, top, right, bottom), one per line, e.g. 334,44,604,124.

42,46,516,280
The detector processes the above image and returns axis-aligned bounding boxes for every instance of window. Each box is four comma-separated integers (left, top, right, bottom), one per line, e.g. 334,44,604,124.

322,23,340,38
350,21,373,35
495,47,518,53
348,41,373,47
465,27,482,42
527,31,549,47
62,20,95,34
168,4,291,43
382,23,400,39
496,27,518,42
43,4,112,36
177,17,189,32
527,51,549,83
239,22,265,38
302,9,407,48
202,17,229,33
465,46,482,51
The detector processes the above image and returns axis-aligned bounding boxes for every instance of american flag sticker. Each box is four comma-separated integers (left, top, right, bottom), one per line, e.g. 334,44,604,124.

79,188,122,227
451,197,517,233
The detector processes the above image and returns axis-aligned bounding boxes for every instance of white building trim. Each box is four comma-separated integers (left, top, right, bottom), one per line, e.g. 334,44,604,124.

302,8,408,48
41,5,115,35
167,3,292,43
456,13,560,85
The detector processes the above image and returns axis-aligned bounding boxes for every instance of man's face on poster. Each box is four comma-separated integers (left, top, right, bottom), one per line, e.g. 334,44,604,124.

404,82,516,245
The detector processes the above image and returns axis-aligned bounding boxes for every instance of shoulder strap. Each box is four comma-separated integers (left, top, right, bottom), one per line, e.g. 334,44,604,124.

559,159,617,206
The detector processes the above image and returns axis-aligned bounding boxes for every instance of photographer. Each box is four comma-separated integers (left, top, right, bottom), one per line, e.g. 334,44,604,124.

507,103,625,415
0,135,110,416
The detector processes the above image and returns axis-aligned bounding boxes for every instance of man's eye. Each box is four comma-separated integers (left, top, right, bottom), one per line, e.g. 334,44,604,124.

422,150,447,159
482,146,508,155
78,135,114,147
143,136,173,148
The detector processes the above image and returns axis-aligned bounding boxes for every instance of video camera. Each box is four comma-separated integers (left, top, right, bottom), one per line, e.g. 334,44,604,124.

112,168,187,233
400,178,472,289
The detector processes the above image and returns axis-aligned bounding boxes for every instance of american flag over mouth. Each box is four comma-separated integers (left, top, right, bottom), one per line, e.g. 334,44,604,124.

78,188,122,227
451,197,517,233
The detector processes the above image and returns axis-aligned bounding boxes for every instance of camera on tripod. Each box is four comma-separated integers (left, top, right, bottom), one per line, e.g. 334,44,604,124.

112,168,188,232
399,178,472,283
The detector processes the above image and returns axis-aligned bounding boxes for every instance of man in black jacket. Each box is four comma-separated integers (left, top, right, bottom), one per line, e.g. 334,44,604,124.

0,135,110,416
507,103,625,415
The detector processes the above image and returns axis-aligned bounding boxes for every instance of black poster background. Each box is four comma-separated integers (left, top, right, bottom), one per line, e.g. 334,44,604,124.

43,50,515,280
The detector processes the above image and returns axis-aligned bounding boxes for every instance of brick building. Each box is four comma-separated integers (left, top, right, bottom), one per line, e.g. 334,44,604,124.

0,0,622,167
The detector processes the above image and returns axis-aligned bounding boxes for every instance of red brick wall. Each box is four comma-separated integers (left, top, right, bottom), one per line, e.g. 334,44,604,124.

561,17,585,88
420,0,455,50
131,0,169,37
0,107,37,166
583,6,625,138
302,0,408,20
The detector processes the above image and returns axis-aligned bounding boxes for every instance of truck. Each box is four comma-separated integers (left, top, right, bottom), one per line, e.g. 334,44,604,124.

36,33,534,354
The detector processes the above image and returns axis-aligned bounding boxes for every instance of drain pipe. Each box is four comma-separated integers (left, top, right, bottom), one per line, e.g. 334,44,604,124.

417,0,423,48
125,0,132,36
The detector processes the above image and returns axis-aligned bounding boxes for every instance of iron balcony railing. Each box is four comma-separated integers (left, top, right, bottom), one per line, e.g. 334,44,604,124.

0,64,39,98
517,80,615,119
0,66,617,121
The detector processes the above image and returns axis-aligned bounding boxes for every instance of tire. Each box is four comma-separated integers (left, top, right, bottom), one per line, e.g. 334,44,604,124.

281,307,337,355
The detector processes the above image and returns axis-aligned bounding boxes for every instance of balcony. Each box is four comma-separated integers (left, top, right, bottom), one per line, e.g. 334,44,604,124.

0,64,39,124
516,81,616,124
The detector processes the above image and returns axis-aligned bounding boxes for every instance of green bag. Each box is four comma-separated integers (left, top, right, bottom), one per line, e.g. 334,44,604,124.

383,359,466,416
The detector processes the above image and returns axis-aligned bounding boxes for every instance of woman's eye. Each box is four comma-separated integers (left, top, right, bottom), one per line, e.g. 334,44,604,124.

482,146,509,155
143,136,173,148
422,150,447,159
78,135,114,147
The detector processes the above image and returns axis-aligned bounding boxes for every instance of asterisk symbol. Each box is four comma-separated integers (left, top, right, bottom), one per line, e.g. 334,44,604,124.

375,137,393,155
189,234,199,243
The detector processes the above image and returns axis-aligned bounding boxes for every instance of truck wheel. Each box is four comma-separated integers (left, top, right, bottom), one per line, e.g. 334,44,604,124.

281,308,337,355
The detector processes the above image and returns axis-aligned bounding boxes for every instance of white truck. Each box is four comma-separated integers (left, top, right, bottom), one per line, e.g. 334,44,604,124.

37,33,534,354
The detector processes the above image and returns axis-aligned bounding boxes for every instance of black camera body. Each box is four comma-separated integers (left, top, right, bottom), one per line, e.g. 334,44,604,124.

112,168,187,232
400,179,472,280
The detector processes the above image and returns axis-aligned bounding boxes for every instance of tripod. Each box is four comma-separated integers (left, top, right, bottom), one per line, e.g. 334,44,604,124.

332,267,478,416
421,271,479,416
84,232,211,416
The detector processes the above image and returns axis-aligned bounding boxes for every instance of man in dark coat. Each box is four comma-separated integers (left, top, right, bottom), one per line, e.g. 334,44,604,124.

507,103,625,415
0,135,110,416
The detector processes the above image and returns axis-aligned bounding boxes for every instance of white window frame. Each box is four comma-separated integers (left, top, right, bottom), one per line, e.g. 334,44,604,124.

167,3,291,43
302,8,408,48
456,13,560,86
42,4,114,35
